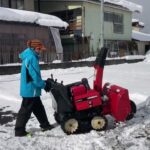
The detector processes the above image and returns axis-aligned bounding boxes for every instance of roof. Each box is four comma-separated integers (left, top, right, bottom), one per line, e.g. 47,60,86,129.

50,0,142,12
132,19,144,27
132,30,150,41
104,0,142,13
0,7,68,28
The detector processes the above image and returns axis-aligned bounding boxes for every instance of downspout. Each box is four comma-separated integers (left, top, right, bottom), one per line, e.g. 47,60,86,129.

37,0,41,12
99,0,104,49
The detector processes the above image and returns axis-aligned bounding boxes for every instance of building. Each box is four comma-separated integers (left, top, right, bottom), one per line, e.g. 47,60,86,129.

132,19,150,55
33,0,142,59
0,0,34,10
132,19,144,32
0,0,143,60
0,7,68,64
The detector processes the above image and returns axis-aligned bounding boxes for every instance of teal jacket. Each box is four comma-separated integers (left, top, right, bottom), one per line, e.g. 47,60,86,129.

19,48,46,97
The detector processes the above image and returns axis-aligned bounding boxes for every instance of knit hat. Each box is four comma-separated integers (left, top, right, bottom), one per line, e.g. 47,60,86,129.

27,39,46,51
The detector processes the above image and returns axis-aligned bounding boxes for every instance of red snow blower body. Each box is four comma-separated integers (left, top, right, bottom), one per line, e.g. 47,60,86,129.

48,48,136,134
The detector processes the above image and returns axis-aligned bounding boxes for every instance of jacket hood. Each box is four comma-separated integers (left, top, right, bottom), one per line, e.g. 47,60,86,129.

19,48,38,61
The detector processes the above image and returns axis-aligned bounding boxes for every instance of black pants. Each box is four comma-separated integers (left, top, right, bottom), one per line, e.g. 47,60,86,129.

15,97,50,135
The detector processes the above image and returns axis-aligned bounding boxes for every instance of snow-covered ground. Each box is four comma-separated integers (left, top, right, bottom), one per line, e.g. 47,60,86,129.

0,55,150,149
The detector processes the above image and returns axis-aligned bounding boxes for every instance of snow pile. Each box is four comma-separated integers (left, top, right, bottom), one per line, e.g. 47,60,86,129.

104,0,142,13
132,30,150,41
124,55,145,60
144,50,150,63
52,60,62,63
0,7,68,28
71,55,145,62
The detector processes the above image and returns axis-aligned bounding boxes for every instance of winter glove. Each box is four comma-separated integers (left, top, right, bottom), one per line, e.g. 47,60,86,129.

44,78,53,92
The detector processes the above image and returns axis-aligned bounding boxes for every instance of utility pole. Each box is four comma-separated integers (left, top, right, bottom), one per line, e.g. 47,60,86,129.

99,0,104,49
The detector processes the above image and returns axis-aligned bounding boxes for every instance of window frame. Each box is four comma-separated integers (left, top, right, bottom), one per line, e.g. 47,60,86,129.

104,11,124,34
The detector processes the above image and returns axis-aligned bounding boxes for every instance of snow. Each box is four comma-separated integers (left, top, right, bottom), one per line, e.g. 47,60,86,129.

144,50,150,63
124,55,145,60
132,30,150,41
71,55,145,62
0,54,150,149
132,18,144,27
132,18,139,23
0,7,68,28
104,0,142,13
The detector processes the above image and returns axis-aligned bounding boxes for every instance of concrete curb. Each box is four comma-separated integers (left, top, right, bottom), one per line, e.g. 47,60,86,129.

0,58,144,75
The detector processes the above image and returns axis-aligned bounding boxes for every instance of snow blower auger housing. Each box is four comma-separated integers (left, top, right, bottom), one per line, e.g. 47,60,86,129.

47,47,136,134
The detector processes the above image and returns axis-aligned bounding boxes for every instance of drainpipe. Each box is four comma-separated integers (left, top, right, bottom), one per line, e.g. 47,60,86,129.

99,0,104,49
8,0,11,8
37,0,41,12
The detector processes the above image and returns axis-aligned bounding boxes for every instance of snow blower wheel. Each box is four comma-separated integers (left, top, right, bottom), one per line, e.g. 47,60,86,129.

62,118,79,134
91,116,107,131
126,100,137,120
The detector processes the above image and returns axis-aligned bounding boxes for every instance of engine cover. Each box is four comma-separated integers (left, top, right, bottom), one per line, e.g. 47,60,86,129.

71,85,102,111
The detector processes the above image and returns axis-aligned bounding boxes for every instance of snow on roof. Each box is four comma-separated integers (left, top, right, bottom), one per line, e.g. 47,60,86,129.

132,30,150,41
139,22,144,27
132,18,139,23
132,18,144,26
104,0,142,13
0,7,68,28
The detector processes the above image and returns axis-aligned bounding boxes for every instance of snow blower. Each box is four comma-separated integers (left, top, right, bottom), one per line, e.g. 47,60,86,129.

47,47,136,134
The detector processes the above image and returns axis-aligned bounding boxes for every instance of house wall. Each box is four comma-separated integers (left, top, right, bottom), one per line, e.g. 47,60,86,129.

83,2,101,53
136,41,149,55
24,0,34,11
0,21,56,64
104,6,132,41
83,2,132,53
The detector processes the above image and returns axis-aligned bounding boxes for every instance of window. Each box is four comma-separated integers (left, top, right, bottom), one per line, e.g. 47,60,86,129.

113,23,123,34
104,11,124,34
0,0,9,7
113,13,124,34
17,0,24,9
0,0,24,9
104,12,113,22
12,0,24,9
104,40,119,57
11,0,17,8
104,12,123,23
51,8,82,35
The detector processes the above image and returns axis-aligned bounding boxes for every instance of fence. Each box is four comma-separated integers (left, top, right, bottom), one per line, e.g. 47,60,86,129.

0,58,144,75
0,50,94,65
0,21,57,65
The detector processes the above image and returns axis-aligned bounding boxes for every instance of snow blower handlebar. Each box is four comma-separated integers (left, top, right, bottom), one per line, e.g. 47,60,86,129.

46,75,74,112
